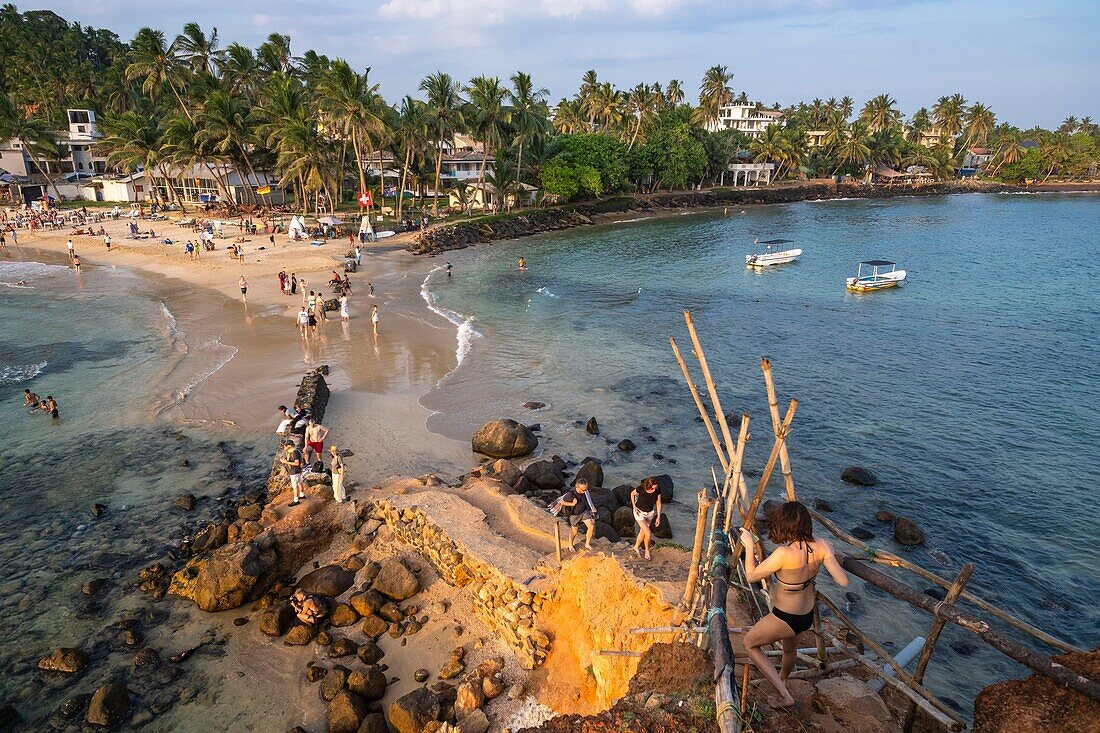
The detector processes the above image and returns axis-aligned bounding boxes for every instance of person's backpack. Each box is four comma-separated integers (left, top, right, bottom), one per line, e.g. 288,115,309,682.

311,460,325,474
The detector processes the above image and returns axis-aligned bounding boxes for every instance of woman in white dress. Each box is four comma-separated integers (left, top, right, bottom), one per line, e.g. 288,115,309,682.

329,446,346,503
339,293,350,321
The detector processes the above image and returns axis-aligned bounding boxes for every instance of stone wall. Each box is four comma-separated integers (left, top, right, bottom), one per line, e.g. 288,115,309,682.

372,497,552,670
408,181,1019,255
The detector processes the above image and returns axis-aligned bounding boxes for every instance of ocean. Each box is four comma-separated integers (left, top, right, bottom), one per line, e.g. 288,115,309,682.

0,252,271,723
421,192,1100,713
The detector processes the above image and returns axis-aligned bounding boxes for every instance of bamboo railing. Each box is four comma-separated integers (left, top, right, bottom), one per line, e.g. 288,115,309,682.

668,312,1095,733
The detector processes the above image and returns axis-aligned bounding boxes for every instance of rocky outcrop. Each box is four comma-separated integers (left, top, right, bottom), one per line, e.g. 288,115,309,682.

409,182,1019,255
973,648,1100,733
472,419,539,459
810,676,898,733
296,564,356,597
37,648,89,674
841,466,878,486
267,369,330,494
168,541,276,612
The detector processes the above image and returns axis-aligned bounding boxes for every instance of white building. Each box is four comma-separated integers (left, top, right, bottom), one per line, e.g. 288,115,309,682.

0,109,109,203
707,104,785,138
725,162,775,187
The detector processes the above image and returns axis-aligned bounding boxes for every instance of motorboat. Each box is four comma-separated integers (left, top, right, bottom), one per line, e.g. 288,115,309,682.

746,238,802,268
846,260,907,292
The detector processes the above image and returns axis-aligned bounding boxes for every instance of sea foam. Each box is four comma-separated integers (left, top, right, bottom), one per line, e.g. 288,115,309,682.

421,268,481,365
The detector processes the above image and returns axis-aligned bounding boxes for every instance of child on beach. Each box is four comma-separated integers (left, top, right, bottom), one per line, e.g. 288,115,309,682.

371,305,380,335
339,293,350,321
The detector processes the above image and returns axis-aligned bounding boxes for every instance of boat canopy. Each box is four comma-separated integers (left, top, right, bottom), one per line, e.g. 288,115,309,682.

758,239,794,244
860,260,896,266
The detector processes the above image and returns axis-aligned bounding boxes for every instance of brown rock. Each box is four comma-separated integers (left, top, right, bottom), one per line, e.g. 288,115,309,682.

356,640,384,665
360,614,388,640
320,665,350,701
326,689,369,733
389,687,442,733
38,648,89,674
356,713,388,733
810,675,894,733
471,419,538,459
330,602,361,627
347,667,387,701
371,559,419,601
893,517,925,546
457,709,489,733
328,637,358,658
85,682,130,728
378,602,405,623
350,590,385,617
482,674,505,699
454,680,484,717
284,624,316,646
973,648,1100,733
168,541,276,612
439,646,466,680
297,564,356,597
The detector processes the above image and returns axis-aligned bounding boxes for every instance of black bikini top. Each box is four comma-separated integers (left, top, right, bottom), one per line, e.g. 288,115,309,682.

774,541,819,591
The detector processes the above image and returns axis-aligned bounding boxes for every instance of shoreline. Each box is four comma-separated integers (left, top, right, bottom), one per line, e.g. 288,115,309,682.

407,180,1100,255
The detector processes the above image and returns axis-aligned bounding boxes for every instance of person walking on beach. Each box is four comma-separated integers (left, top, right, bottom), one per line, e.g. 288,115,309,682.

354,245,362,267
307,305,318,336
104,233,111,252
304,418,330,467
72,255,81,272
561,479,597,551
185,241,195,260
239,275,248,302
67,239,75,260
368,282,374,298
297,306,310,336
282,441,305,506
278,270,286,293
631,477,662,560
329,446,346,503
739,501,849,708
314,294,327,323
371,305,380,335
339,293,350,321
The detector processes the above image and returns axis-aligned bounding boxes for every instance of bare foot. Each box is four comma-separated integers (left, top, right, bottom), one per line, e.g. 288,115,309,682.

632,546,641,557
768,694,797,708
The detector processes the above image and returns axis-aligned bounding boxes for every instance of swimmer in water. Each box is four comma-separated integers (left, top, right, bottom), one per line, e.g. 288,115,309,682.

517,257,526,271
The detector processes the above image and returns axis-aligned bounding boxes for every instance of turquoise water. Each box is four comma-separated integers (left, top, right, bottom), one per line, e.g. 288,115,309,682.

424,192,1100,712
0,254,270,724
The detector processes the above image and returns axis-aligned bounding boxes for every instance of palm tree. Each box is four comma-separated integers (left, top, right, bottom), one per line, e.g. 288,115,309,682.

665,79,685,107
1078,116,1095,135
0,92,63,202
932,94,967,139
833,121,872,175
907,107,932,145
904,142,953,181
99,110,190,210
199,90,261,204
484,158,518,211
988,130,1025,177
963,102,996,148
697,65,734,128
838,96,854,119
125,28,191,118
1058,116,1078,134
272,109,337,213
218,43,259,96
1039,134,1070,181
860,93,900,133
419,71,463,214
822,110,848,148
162,113,233,203
553,98,586,134
392,96,429,220
257,33,296,76
465,75,509,194
173,23,222,75
625,83,659,149
584,82,623,131
579,69,599,127
749,124,791,178
508,72,549,184
318,60,386,207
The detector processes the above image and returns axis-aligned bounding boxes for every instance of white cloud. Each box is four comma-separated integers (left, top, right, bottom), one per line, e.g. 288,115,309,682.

377,0,692,23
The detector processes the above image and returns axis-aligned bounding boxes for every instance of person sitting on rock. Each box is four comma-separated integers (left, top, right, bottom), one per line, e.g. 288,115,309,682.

739,501,849,708
291,589,328,626
561,478,597,552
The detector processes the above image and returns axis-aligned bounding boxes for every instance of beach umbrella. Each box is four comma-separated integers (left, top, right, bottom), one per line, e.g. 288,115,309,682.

317,216,342,225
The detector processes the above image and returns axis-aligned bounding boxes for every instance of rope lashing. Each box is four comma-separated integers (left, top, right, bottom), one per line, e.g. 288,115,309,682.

706,607,726,623
863,544,879,561
715,699,738,719
712,554,729,570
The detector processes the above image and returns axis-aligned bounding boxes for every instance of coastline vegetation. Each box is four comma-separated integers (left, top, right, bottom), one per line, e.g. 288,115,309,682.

1,6,1098,215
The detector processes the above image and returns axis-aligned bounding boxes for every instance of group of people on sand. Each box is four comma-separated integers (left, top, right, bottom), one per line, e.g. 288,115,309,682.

282,271,378,338
551,477,663,558
276,403,347,506
22,389,59,419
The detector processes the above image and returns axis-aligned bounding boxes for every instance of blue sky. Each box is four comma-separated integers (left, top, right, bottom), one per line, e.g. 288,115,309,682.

32,0,1100,128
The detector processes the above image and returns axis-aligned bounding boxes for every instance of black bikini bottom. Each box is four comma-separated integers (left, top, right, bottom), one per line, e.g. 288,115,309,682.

772,606,815,635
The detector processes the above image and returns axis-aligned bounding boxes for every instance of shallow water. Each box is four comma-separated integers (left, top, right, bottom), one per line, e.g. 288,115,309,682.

423,192,1100,712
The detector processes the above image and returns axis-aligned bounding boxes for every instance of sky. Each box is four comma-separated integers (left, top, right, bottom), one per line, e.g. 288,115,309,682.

29,0,1100,128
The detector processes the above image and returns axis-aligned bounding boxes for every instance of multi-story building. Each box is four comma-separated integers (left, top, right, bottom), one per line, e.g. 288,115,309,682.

706,104,784,138
1,109,109,203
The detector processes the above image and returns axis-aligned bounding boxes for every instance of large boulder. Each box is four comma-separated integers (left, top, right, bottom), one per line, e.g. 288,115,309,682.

259,603,295,637
168,541,276,612
389,687,442,733
38,648,89,674
85,683,130,728
472,419,538,459
326,689,369,733
585,417,600,435
347,667,387,701
643,475,674,503
297,564,355,597
613,507,637,538
372,559,419,600
454,680,484,718
893,517,925,546
612,484,635,507
489,459,522,487
810,675,894,733
356,714,388,733
594,522,620,543
524,460,565,491
191,522,230,554
652,514,674,539
573,458,604,488
350,590,385,617
841,466,878,486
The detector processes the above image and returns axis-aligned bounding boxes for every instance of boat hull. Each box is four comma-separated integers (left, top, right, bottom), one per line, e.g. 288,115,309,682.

746,248,802,268
845,270,907,292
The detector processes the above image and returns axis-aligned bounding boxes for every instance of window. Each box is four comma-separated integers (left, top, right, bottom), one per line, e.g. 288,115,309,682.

69,110,91,124
134,185,144,192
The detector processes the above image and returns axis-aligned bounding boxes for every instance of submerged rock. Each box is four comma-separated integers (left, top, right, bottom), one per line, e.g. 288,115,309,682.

893,517,925,546
173,494,196,511
471,419,538,459
38,648,89,674
617,439,636,452
841,466,878,486
85,682,130,728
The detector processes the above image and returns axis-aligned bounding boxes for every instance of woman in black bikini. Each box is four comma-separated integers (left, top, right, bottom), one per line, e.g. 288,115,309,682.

739,501,848,707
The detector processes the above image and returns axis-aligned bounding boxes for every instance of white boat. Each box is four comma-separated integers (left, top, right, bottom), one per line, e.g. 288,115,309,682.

846,260,907,292
746,238,802,268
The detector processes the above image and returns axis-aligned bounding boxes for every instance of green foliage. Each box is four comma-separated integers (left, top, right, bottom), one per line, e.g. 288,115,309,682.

545,133,628,192
998,148,1045,181
648,123,707,189
540,156,580,199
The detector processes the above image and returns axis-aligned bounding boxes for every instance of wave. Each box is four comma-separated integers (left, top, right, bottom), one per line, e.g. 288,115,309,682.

421,267,482,365
158,301,180,338
0,361,48,386
155,337,238,413
612,216,653,225
535,287,560,299
0,260,68,289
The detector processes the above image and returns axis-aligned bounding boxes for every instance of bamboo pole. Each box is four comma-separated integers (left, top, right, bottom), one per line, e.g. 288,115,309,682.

760,357,796,501
809,508,1085,655
554,522,562,564
706,500,742,733
822,630,964,732
723,414,751,533
683,311,739,466
812,606,828,667
675,490,712,622
670,336,729,472
837,555,1100,701
817,594,967,729
742,399,798,534
903,564,974,733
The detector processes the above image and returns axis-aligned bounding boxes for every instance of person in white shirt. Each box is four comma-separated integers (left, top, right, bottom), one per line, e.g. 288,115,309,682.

66,240,75,260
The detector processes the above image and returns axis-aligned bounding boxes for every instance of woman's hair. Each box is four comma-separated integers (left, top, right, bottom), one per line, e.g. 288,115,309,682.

641,477,659,492
767,501,814,544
